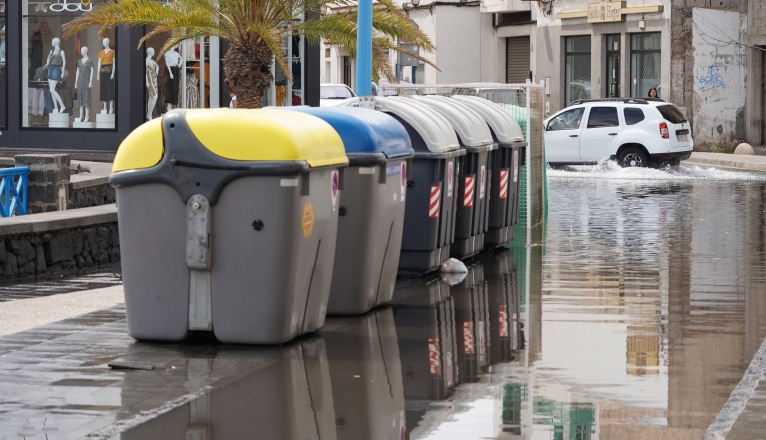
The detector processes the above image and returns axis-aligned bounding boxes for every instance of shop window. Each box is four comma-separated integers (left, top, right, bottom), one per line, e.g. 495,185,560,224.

22,0,116,129
144,30,220,119
564,36,591,105
631,33,661,98
605,34,620,98
0,3,6,129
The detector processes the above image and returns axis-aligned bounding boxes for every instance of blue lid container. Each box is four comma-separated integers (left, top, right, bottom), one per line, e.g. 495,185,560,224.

285,107,414,160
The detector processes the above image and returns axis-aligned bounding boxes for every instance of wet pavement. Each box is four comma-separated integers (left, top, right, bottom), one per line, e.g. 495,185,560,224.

1,163,766,438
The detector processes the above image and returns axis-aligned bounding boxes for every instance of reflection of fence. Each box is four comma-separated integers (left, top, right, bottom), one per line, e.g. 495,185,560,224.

378,83,547,244
0,167,29,218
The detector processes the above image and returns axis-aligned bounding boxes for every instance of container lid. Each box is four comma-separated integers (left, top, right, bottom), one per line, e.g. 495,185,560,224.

412,96,494,147
451,95,524,142
283,107,414,158
373,97,460,153
113,108,347,173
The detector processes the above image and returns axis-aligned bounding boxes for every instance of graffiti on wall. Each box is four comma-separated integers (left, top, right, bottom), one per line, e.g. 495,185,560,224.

697,66,727,92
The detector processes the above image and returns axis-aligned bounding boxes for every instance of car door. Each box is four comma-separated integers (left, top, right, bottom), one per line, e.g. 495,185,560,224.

578,106,623,162
544,107,586,163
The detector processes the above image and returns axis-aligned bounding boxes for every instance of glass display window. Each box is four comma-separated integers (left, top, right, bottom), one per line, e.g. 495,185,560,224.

266,16,304,107
144,28,220,119
0,2,7,128
22,0,116,129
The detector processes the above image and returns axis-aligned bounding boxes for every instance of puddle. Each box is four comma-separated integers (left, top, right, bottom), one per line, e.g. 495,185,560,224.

547,160,766,181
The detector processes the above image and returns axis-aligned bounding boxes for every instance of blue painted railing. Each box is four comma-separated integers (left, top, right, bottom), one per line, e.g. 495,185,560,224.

0,166,29,218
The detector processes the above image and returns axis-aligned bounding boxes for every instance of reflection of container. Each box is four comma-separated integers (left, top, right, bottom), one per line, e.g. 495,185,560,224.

374,97,464,273
121,338,336,440
449,265,489,384
111,108,348,344
324,308,406,439
482,250,522,365
285,107,415,314
392,276,457,432
452,95,527,248
413,96,497,259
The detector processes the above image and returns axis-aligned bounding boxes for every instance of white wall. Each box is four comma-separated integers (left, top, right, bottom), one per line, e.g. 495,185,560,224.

692,8,747,143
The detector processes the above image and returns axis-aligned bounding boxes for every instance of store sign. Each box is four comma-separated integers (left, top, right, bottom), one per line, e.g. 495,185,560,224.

586,1,623,23
50,0,94,12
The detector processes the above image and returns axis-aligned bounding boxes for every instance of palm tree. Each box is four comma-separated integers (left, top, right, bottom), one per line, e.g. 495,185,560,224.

63,0,435,108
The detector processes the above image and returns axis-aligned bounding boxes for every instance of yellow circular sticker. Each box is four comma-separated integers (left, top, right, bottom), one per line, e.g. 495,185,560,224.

302,202,314,238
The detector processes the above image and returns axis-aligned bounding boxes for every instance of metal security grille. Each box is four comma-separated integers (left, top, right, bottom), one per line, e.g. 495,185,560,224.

506,36,530,84
342,56,352,88
631,33,661,98
565,36,592,105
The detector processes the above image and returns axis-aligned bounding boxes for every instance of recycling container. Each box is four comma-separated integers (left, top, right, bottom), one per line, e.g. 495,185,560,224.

324,308,406,440
110,108,348,344
413,96,497,259
453,95,527,248
372,97,465,274
285,107,415,315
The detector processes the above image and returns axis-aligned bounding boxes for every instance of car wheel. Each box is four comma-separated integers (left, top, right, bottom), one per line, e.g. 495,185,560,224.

617,147,648,168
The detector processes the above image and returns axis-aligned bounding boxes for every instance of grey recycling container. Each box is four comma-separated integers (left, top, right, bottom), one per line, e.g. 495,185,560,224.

413,96,497,259
324,308,406,440
453,95,527,248
285,107,415,315
110,108,348,344
372,97,465,274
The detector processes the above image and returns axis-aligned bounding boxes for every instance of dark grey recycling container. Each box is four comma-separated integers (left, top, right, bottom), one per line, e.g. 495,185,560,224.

413,96,497,260
453,95,527,248
110,108,348,344
370,97,465,274
286,107,415,315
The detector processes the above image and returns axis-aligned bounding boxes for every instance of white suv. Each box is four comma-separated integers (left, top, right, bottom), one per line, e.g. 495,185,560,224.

544,98,693,167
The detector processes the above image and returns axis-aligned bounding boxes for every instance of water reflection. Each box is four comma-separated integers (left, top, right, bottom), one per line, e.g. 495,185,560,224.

121,167,766,439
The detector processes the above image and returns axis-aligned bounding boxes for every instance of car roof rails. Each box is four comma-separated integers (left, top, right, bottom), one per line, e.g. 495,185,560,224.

568,97,666,106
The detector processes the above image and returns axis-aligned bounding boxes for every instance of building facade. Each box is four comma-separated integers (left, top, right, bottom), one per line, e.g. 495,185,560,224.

0,0,319,153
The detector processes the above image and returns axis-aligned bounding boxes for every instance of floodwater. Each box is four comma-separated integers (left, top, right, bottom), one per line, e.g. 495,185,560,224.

4,164,766,439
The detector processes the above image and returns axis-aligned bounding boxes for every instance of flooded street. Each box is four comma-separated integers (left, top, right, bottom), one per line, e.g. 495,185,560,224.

114,164,766,439
2,164,766,439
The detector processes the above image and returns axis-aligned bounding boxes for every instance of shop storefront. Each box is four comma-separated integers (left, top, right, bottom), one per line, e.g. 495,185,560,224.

1,0,319,152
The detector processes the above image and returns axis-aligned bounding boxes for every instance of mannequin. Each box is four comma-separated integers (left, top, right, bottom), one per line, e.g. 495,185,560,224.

164,45,182,111
96,38,115,114
44,38,66,113
146,48,159,120
74,46,93,122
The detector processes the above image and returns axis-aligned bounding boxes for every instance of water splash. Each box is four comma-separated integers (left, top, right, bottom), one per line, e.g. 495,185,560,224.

546,160,766,181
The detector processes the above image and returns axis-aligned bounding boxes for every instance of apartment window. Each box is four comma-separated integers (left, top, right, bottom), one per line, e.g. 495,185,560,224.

631,33,661,98
605,34,620,98
565,36,591,104
342,56,352,88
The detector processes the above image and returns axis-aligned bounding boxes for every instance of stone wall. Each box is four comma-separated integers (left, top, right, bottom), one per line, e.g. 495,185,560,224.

14,154,70,214
69,184,115,209
0,224,119,279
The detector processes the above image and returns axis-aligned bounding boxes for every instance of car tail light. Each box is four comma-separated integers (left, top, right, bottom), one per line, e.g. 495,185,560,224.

659,122,669,139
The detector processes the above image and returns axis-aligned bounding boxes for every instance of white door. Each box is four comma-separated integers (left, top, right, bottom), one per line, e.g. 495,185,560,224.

544,107,586,163
579,106,623,162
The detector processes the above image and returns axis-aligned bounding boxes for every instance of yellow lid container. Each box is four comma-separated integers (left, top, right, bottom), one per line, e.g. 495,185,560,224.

113,109,348,173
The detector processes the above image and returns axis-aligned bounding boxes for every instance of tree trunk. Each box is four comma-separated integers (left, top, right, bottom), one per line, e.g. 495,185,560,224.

223,40,273,109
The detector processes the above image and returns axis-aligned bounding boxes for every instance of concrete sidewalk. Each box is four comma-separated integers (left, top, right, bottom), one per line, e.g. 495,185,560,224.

684,152,766,172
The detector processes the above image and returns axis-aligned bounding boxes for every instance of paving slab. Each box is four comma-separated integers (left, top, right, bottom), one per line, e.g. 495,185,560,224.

684,152,766,172
70,160,112,189
0,203,117,235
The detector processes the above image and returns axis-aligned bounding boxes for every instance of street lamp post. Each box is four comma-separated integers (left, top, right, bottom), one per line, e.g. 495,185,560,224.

355,0,373,96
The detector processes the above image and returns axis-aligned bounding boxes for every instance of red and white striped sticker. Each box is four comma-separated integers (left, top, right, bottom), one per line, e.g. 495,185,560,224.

429,185,441,218
463,321,475,354
499,304,508,337
463,176,475,207
428,337,440,374
499,169,509,199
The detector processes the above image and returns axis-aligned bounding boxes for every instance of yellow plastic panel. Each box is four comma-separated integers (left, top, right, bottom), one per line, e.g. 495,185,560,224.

112,118,164,173
185,109,348,167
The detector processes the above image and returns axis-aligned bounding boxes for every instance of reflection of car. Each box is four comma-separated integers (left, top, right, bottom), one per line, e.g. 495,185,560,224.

544,98,693,167
320,83,356,107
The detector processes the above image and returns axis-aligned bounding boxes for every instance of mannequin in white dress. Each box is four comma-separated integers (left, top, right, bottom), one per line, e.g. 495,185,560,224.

146,48,159,120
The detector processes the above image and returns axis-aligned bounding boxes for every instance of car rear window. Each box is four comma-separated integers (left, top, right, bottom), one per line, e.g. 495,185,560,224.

587,107,619,128
656,105,688,124
624,108,645,125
